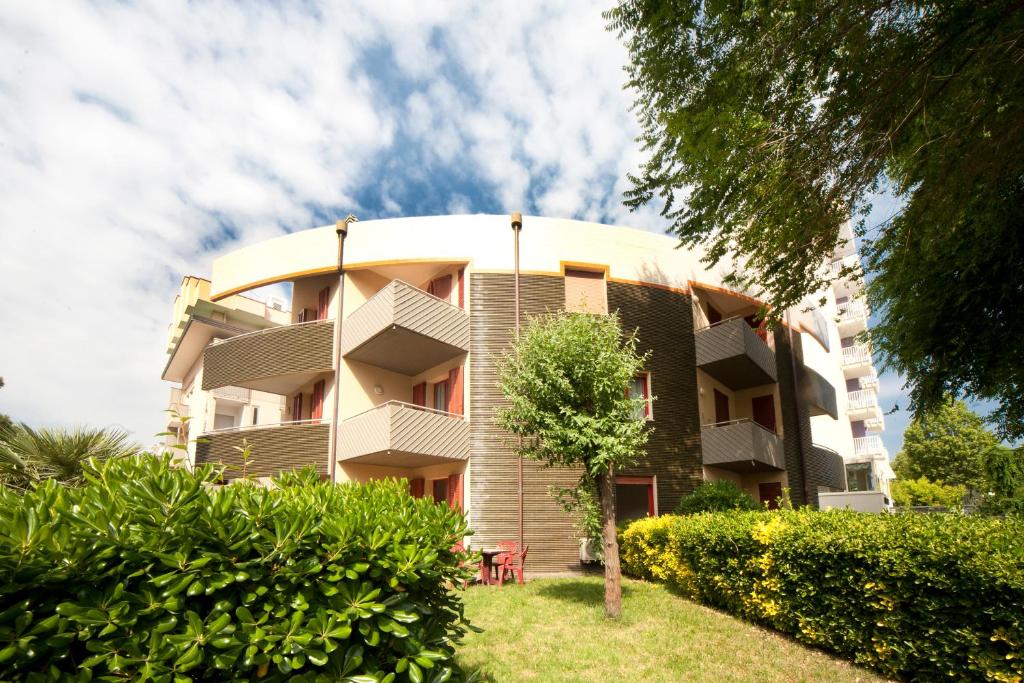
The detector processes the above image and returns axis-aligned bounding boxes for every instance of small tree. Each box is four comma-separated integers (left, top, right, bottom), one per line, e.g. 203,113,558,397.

497,311,651,618
892,399,998,490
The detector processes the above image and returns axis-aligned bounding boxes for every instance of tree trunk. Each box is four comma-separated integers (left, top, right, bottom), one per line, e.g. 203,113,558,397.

597,464,622,618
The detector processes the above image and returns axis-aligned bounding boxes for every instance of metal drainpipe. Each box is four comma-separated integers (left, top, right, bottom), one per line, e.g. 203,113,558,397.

511,212,524,552
329,214,358,483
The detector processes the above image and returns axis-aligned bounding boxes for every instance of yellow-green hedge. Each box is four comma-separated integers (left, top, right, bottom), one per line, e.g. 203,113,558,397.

621,510,1024,682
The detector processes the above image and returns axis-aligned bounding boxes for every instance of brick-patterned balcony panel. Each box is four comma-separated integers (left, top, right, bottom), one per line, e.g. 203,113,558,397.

338,402,469,468
201,321,334,391
701,420,785,473
695,318,777,389
807,444,847,491
195,422,329,480
341,280,470,376
800,366,839,419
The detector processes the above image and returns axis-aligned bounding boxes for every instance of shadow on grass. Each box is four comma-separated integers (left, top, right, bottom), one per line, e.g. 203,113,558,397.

534,578,636,606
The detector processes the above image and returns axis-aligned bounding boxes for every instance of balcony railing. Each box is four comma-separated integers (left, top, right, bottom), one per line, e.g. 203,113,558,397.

700,418,785,472
853,435,887,459
195,420,331,479
838,301,867,323
841,345,872,367
341,280,470,376
847,389,879,411
827,254,862,280
210,386,252,403
859,371,880,390
694,317,777,390
338,401,470,467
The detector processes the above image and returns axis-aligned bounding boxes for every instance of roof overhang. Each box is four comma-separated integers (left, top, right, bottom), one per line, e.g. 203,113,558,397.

161,316,247,383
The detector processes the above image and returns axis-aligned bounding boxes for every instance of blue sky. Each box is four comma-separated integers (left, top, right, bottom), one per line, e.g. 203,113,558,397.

0,1,917,456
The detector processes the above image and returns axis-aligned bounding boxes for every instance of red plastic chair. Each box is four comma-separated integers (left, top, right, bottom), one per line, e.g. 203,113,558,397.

492,540,517,582
498,544,529,586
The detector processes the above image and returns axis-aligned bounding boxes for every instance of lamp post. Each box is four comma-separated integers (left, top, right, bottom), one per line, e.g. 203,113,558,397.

511,212,524,552
329,214,358,482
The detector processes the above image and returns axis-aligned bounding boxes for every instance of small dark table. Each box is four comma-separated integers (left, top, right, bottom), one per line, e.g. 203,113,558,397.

479,549,505,585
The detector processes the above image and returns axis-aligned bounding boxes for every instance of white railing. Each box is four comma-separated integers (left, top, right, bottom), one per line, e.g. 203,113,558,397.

201,418,330,435
859,371,880,390
842,345,872,366
837,301,867,323
847,389,879,410
853,435,886,458
210,386,252,402
827,254,861,278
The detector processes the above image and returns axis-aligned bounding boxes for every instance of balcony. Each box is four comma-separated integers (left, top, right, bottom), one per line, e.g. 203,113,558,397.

808,444,847,490
695,317,777,390
210,386,252,403
341,280,470,376
853,435,888,460
847,388,883,422
800,366,838,419
837,301,868,335
841,344,874,377
202,320,334,395
858,370,880,391
195,420,330,479
338,401,470,468
701,419,784,473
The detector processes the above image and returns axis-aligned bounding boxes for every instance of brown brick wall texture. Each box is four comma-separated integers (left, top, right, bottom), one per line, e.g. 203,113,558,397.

202,321,334,390
469,274,705,571
608,281,703,514
195,423,330,479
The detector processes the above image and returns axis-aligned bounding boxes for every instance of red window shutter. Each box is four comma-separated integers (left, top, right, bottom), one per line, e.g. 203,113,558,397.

447,473,464,511
430,275,452,302
640,374,650,418
317,287,330,320
410,478,425,498
311,380,324,422
292,394,303,422
457,268,465,309
412,382,427,407
447,366,464,416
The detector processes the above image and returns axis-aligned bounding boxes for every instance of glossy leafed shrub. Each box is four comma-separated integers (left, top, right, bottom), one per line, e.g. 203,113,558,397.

621,510,1024,682
0,456,475,682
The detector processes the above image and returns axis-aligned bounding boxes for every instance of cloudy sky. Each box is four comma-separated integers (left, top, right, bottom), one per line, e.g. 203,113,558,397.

0,1,910,454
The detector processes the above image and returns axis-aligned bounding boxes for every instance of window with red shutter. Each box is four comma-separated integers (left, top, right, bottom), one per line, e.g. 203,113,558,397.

292,394,303,422
447,366,464,416
412,382,427,407
317,287,330,320
428,275,452,302
409,478,425,498
311,380,325,422
447,473,464,511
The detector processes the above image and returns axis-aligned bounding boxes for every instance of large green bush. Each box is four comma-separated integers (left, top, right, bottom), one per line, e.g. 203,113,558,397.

890,476,966,508
621,510,1024,681
0,455,475,682
674,480,759,514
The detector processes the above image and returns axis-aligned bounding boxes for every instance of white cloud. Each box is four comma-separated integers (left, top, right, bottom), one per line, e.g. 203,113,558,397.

0,0,670,442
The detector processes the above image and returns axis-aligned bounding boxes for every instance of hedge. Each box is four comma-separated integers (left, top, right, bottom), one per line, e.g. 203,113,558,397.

621,510,1024,681
0,455,476,682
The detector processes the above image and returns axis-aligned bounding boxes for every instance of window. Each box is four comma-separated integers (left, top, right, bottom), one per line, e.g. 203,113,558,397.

428,274,453,302
615,476,655,522
433,380,449,412
628,373,652,420
846,463,875,491
251,406,259,426
310,380,325,423
432,478,448,503
564,268,607,314
316,286,330,320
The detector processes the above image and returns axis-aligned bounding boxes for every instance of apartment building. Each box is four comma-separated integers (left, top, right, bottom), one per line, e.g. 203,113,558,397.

162,215,874,571
828,224,895,500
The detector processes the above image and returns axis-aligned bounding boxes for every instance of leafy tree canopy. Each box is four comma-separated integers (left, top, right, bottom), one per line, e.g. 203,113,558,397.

607,0,1024,438
892,400,998,489
890,476,966,508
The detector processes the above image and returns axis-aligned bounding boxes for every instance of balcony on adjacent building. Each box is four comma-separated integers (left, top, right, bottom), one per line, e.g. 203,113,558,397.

202,320,334,395
841,344,874,377
338,401,470,468
853,435,888,460
837,301,869,335
195,420,331,479
847,388,883,420
695,317,777,390
341,280,470,376
701,419,784,473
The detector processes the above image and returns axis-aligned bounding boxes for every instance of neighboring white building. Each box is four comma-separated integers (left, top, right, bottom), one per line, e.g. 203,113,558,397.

824,223,895,500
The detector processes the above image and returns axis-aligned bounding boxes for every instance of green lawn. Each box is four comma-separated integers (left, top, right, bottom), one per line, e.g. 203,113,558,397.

457,577,887,683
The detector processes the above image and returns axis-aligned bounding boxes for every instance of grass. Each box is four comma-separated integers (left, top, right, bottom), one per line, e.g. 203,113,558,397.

457,577,887,683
